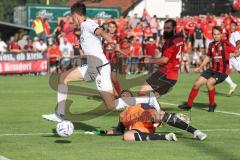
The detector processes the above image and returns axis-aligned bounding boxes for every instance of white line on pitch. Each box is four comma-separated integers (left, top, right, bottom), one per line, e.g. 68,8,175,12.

0,156,11,160
0,128,240,137
161,102,240,116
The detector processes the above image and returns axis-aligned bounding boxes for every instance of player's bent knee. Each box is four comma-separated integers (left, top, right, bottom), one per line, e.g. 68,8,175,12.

123,132,136,141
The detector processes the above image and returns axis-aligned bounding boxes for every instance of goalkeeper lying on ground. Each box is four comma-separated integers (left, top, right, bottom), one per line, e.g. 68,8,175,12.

87,92,207,142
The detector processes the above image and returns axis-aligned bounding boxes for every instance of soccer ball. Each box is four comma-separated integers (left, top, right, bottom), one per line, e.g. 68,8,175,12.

56,121,74,137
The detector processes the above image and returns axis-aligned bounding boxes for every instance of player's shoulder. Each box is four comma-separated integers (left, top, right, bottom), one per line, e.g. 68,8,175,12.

82,19,98,27
172,34,184,46
208,41,215,47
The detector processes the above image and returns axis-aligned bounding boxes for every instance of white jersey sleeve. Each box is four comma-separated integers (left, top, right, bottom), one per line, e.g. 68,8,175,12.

85,20,100,34
230,31,240,47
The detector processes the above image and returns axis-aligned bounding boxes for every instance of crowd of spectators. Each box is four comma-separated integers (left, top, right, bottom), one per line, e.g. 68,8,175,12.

0,12,240,74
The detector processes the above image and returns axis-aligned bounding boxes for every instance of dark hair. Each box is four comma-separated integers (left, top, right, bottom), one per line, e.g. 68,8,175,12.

212,26,223,33
230,20,237,26
108,21,118,28
165,19,177,28
71,2,86,16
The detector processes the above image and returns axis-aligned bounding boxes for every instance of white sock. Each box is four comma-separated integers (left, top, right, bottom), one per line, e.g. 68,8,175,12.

115,96,151,110
225,76,236,87
56,84,68,115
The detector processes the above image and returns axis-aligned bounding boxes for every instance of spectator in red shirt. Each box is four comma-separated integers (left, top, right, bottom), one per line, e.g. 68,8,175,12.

43,18,51,37
120,37,133,75
145,37,158,75
144,25,153,40
9,36,21,52
178,26,239,112
48,42,62,73
203,22,213,53
133,23,143,42
131,37,142,74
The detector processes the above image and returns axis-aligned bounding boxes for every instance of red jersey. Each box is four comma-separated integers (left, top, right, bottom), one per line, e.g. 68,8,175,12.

120,38,132,56
132,41,142,56
9,42,21,51
144,27,153,38
160,35,184,80
204,26,213,40
133,27,143,39
207,41,237,75
145,43,157,56
221,28,230,41
104,34,120,64
185,21,197,35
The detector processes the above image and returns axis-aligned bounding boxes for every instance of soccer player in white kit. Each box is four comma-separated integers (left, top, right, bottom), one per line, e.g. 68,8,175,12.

42,2,160,122
225,21,240,96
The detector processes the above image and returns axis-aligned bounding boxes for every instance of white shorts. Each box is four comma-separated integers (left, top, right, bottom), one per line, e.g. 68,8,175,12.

230,56,240,71
77,63,113,92
194,39,204,48
205,38,212,49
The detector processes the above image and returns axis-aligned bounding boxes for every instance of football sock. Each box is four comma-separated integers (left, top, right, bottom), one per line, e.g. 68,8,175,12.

56,84,68,115
115,96,154,110
134,132,166,141
162,112,197,134
208,88,215,106
225,76,236,87
187,87,199,106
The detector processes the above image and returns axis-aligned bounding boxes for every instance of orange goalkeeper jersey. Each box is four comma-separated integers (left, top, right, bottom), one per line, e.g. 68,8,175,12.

119,104,157,133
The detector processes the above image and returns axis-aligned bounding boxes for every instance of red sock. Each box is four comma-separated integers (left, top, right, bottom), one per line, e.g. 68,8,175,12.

113,81,122,96
187,87,199,107
208,88,215,106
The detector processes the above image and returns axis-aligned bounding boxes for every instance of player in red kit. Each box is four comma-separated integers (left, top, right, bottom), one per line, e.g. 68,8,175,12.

139,19,184,97
178,26,239,112
103,21,122,96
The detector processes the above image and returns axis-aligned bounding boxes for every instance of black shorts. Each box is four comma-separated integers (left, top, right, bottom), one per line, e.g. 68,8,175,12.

49,58,59,67
111,63,118,72
146,71,177,96
201,69,228,84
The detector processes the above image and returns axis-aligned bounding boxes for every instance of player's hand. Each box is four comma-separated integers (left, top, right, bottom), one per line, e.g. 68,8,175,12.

109,42,116,50
194,67,201,72
140,57,151,63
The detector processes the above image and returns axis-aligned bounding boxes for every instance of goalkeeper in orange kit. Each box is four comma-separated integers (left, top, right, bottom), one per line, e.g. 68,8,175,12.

88,99,207,141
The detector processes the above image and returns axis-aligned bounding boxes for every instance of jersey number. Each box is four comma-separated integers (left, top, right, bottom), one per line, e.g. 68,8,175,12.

176,46,182,61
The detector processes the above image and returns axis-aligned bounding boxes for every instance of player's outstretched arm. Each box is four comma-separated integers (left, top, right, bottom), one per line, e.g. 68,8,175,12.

143,56,169,65
194,55,210,72
95,28,115,44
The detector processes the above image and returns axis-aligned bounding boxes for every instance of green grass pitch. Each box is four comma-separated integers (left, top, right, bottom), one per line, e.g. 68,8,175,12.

0,73,240,160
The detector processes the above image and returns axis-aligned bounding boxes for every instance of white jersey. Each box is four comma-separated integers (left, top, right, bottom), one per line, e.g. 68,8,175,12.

229,31,240,71
229,31,240,47
80,19,108,65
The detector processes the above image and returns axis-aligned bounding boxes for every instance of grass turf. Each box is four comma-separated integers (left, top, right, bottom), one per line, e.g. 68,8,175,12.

0,73,240,160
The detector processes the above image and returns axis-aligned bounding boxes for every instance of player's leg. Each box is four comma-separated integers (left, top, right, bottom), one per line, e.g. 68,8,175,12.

226,57,239,95
178,72,208,110
181,61,185,73
123,130,177,141
97,64,160,111
161,112,207,140
111,66,121,96
138,81,155,96
42,66,85,122
206,78,217,112
138,71,176,98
